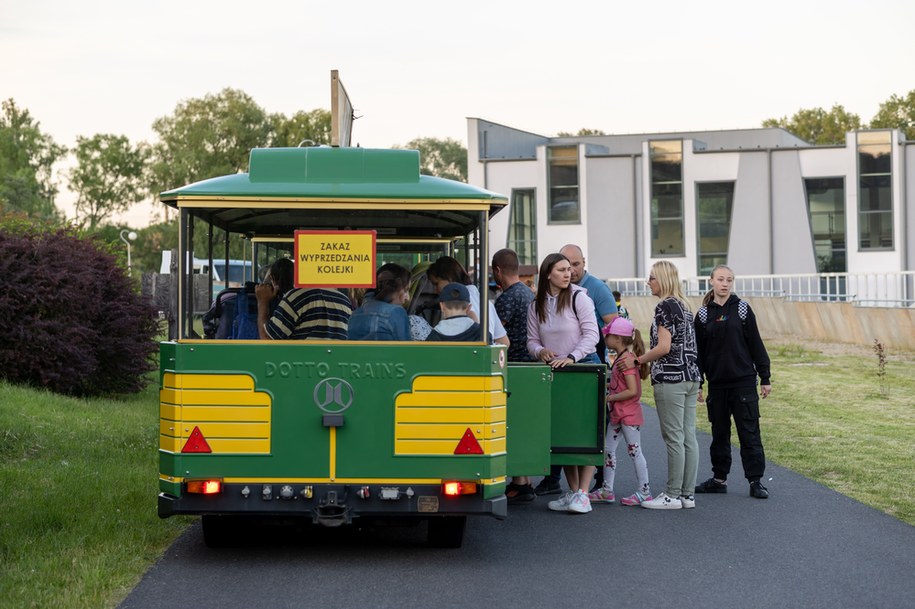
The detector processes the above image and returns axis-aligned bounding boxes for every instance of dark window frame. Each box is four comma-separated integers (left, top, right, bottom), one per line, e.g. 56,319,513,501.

695,180,735,276
856,131,894,251
649,140,684,257
803,176,847,273
507,188,538,266
547,146,580,224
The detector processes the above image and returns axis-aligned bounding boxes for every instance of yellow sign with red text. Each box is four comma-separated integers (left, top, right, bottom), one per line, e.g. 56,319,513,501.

294,230,376,288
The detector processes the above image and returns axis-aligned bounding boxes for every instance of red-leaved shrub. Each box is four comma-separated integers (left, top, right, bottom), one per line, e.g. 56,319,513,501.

0,221,158,396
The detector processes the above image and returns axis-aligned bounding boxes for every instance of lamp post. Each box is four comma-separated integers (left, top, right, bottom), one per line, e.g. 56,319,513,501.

119,229,138,276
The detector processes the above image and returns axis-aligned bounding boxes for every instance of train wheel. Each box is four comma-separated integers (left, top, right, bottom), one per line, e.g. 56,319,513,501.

427,516,466,548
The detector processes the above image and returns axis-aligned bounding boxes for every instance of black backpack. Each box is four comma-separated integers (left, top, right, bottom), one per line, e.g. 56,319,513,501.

696,299,749,340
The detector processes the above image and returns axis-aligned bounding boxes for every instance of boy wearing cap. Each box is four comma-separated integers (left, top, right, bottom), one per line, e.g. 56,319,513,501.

425,283,487,342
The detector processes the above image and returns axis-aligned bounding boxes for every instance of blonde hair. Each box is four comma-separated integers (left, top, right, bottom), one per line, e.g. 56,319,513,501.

701,264,736,306
650,260,688,306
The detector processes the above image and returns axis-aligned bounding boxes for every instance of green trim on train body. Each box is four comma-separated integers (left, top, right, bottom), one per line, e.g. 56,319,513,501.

159,342,508,488
505,364,553,477
549,365,606,467
159,147,508,205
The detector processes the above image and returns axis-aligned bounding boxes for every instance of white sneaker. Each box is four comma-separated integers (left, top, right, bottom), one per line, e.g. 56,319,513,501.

568,490,592,514
548,490,574,512
640,492,683,510
679,494,696,509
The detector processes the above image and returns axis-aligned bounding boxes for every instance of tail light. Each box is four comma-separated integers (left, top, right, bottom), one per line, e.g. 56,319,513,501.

186,479,222,494
443,481,477,496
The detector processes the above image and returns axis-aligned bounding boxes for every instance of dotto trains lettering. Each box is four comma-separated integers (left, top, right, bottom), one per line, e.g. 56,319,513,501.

263,361,408,380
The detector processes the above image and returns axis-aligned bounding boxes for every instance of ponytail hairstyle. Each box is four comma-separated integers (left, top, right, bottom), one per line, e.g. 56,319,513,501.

615,328,649,380
702,263,736,307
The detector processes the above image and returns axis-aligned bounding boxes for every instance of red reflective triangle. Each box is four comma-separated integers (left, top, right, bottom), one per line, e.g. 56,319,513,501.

181,426,212,453
454,428,483,455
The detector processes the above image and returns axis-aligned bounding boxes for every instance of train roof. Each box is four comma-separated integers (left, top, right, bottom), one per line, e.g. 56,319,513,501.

160,146,506,205
159,147,506,238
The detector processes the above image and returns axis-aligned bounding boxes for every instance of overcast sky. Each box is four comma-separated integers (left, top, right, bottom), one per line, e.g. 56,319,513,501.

3,0,914,224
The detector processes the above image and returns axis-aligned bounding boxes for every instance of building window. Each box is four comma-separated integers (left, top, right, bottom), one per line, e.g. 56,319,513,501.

857,131,893,250
804,177,846,272
548,146,579,223
696,182,734,276
507,189,537,265
650,140,684,256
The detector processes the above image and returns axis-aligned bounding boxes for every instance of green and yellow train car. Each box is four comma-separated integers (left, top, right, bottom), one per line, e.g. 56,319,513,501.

157,146,605,547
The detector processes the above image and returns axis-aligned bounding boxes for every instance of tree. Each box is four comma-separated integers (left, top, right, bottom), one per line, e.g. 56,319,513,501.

68,134,149,231
0,99,66,220
132,219,178,274
762,104,863,145
870,89,915,140
148,88,274,196
397,137,467,182
556,128,607,136
272,109,332,147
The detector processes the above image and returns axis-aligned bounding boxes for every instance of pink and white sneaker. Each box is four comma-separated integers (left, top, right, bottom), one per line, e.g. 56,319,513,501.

588,486,616,504
620,491,652,506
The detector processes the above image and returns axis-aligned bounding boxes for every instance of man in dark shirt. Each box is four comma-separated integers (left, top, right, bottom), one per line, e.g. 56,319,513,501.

492,249,534,363
492,249,537,502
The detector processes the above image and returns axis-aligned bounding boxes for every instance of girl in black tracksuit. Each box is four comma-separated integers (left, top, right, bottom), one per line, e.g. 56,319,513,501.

694,265,772,499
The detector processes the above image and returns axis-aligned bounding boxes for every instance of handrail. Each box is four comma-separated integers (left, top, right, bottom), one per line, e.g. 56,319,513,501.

605,271,915,309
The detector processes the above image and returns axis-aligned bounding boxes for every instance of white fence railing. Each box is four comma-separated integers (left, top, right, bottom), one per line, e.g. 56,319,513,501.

607,271,915,308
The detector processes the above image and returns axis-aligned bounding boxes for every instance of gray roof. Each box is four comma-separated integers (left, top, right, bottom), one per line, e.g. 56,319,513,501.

471,118,811,160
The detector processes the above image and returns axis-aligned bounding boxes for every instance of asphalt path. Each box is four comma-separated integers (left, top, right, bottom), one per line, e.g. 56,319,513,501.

120,404,915,609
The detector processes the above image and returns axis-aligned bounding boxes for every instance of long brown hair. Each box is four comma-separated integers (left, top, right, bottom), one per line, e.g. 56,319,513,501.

426,256,471,286
534,253,572,323
374,263,410,303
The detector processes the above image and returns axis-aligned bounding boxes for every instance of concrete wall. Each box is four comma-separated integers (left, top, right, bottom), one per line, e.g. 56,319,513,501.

621,296,915,351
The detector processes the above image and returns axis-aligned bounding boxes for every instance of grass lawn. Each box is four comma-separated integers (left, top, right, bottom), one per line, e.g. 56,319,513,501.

644,340,915,525
0,340,912,608
0,378,191,609
745,341,915,524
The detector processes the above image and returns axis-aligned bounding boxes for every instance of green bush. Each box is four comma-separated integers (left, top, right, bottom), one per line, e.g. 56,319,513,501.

0,218,158,396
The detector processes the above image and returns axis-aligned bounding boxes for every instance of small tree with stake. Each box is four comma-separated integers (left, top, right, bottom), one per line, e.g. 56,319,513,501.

873,339,887,396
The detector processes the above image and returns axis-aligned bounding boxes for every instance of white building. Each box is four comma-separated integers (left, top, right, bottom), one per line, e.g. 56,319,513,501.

467,118,913,282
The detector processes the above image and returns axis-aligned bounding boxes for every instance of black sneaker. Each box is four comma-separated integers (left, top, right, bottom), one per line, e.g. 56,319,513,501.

533,478,561,496
695,478,728,494
506,483,536,503
749,480,769,499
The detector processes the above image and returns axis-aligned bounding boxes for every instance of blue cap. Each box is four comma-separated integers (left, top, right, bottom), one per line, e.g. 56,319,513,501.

439,282,470,303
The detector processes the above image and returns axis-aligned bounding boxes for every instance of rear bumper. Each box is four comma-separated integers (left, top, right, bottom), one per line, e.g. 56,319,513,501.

158,482,507,522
